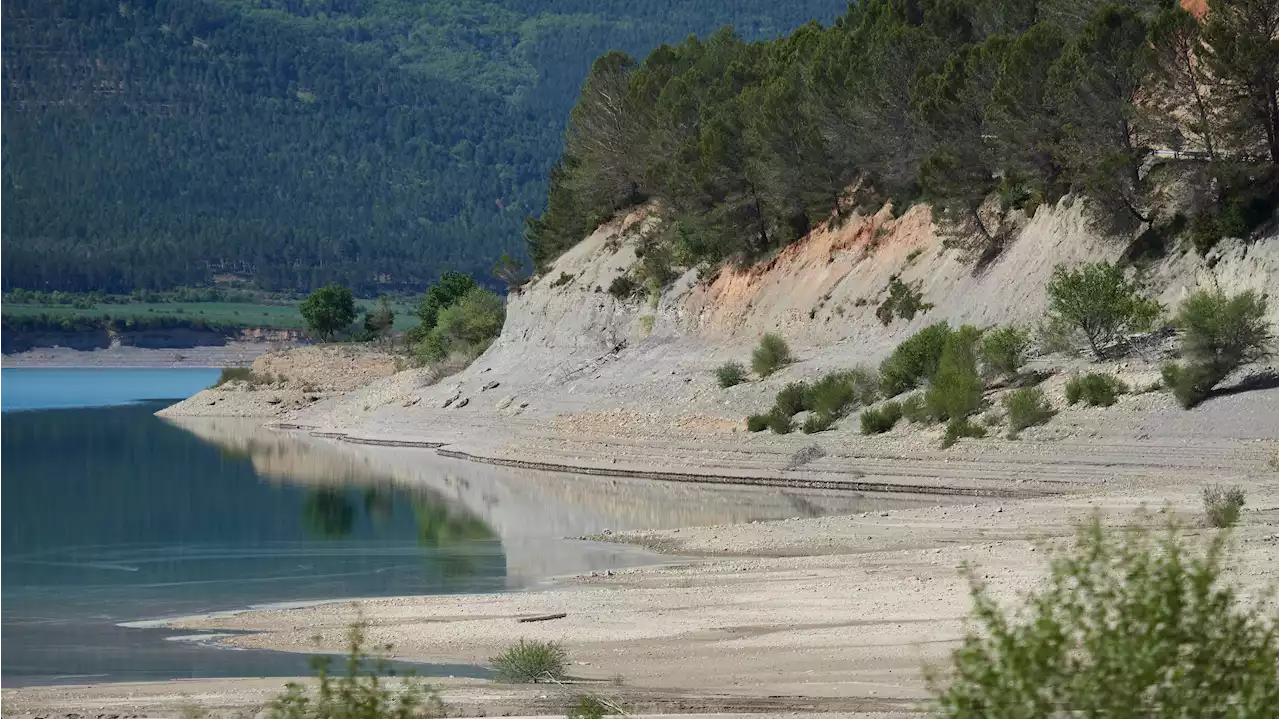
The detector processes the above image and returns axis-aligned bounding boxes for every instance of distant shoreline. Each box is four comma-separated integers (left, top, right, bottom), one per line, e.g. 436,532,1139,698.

1,343,274,369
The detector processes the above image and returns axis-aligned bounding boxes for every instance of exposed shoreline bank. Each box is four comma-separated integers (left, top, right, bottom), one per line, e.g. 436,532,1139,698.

1,343,275,369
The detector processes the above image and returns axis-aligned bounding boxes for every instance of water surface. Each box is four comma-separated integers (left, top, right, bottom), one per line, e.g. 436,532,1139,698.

1,367,950,687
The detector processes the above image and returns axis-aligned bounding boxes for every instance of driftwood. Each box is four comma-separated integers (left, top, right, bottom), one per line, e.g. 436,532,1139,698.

517,612,567,623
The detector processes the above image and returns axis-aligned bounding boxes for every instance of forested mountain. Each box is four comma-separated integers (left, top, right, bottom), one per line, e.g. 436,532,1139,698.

530,0,1277,273
0,0,842,294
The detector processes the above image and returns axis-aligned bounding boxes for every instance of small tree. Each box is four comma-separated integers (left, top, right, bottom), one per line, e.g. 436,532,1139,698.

931,516,1279,717
1165,289,1274,408
300,284,357,341
492,252,529,293
363,296,395,342
428,287,506,357
418,271,477,330
1045,262,1161,359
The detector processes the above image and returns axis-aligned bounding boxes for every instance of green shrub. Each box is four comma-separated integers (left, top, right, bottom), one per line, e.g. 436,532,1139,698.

924,326,984,423
1003,387,1056,439
266,622,442,719
214,367,256,387
745,414,770,432
1202,485,1245,529
941,417,987,448
1064,373,1127,407
567,695,611,719
901,393,930,423
774,382,810,416
766,410,795,435
1045,262,1161,359
550,271,574,288
607,276,636,298
752,333,793,376
860,401,903,434
490,639,568,683
875,276,933,326
880,322,953,397
1160,360,1183,389
715,361,747,388
845,366,882,406
980,326,1030,378
930,517,1279,717
1166,289,1275,408
429,287,505,359
801,412,836,434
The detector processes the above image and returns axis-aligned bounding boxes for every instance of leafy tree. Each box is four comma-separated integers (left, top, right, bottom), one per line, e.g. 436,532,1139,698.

492,253,530,294
417,272,478,330
1045,262,1161,359
1148,7,1218,160
433,288,506,349
299,284,357,341
932,516,1279,717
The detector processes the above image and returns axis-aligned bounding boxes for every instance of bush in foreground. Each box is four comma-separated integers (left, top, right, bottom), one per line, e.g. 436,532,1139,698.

860,401,903,434
766,410,795,435
774,382,810,416
1202,485,1246,528
941,417,986,448
490,639,568,683
930,517,1279,717
715,361,747,388
752,333,794,377
900,393,930,423
979,325,1030,378
267,622,442,719
1164,289,1275,408
1064,372,1127,407
801,413,835,434
746,414,770,432
1002,387,1055,439
214,367,257,387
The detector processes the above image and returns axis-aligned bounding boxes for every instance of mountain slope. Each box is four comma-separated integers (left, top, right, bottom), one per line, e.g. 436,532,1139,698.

1,0,843,294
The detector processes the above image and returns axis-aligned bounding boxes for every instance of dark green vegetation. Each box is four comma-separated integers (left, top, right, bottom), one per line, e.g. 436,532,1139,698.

1202,485,1245,529
1002,387,1055,439
931,517,1279,716
2,1,839,294
860,401,903,434
979,326,1030,378
490,640,569,684
214,367,259,387
751,333,793,377
268,623,443,719
879,322,953,397
300,285,357,341
1162,289,1274,408
530,0,1279,274
758,368,880,434
875,276,933,326
715,361,747,388
1064,372,1128,407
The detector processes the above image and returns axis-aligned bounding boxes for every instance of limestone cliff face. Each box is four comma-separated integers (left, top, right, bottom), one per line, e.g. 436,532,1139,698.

295,196,1276,438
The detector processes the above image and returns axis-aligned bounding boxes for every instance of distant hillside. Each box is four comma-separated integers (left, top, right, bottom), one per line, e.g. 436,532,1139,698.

0,0,842,295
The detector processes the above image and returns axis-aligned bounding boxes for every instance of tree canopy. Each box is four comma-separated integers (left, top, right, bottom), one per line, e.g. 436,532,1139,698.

1,0,841,294
529,0,1279,271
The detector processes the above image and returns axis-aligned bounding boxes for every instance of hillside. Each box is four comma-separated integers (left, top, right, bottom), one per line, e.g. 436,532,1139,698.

0,0,842,294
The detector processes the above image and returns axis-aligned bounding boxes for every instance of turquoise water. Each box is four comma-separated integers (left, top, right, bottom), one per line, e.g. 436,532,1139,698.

1,367,222,412
1,369,501,685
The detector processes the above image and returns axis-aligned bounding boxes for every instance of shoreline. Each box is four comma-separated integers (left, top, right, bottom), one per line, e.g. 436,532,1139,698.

1,343,275,369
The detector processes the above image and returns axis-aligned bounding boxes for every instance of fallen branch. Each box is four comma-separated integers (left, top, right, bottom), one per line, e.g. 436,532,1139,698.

518,612,568,623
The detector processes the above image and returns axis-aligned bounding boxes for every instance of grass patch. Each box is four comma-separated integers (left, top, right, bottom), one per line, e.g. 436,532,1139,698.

1064,373,1127,407
941,417,987,448
1003,387,1056,439
801,413,836,434
715,361,747,388
752,333,793,377
860,401,903,434
766,410,795,434
490,639,568,683
1202,485,1245,528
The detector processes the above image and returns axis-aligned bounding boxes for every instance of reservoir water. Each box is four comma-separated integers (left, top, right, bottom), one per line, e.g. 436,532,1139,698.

1,367,947,687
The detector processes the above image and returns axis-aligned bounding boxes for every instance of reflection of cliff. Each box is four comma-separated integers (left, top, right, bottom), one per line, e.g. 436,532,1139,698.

165,417,938,584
